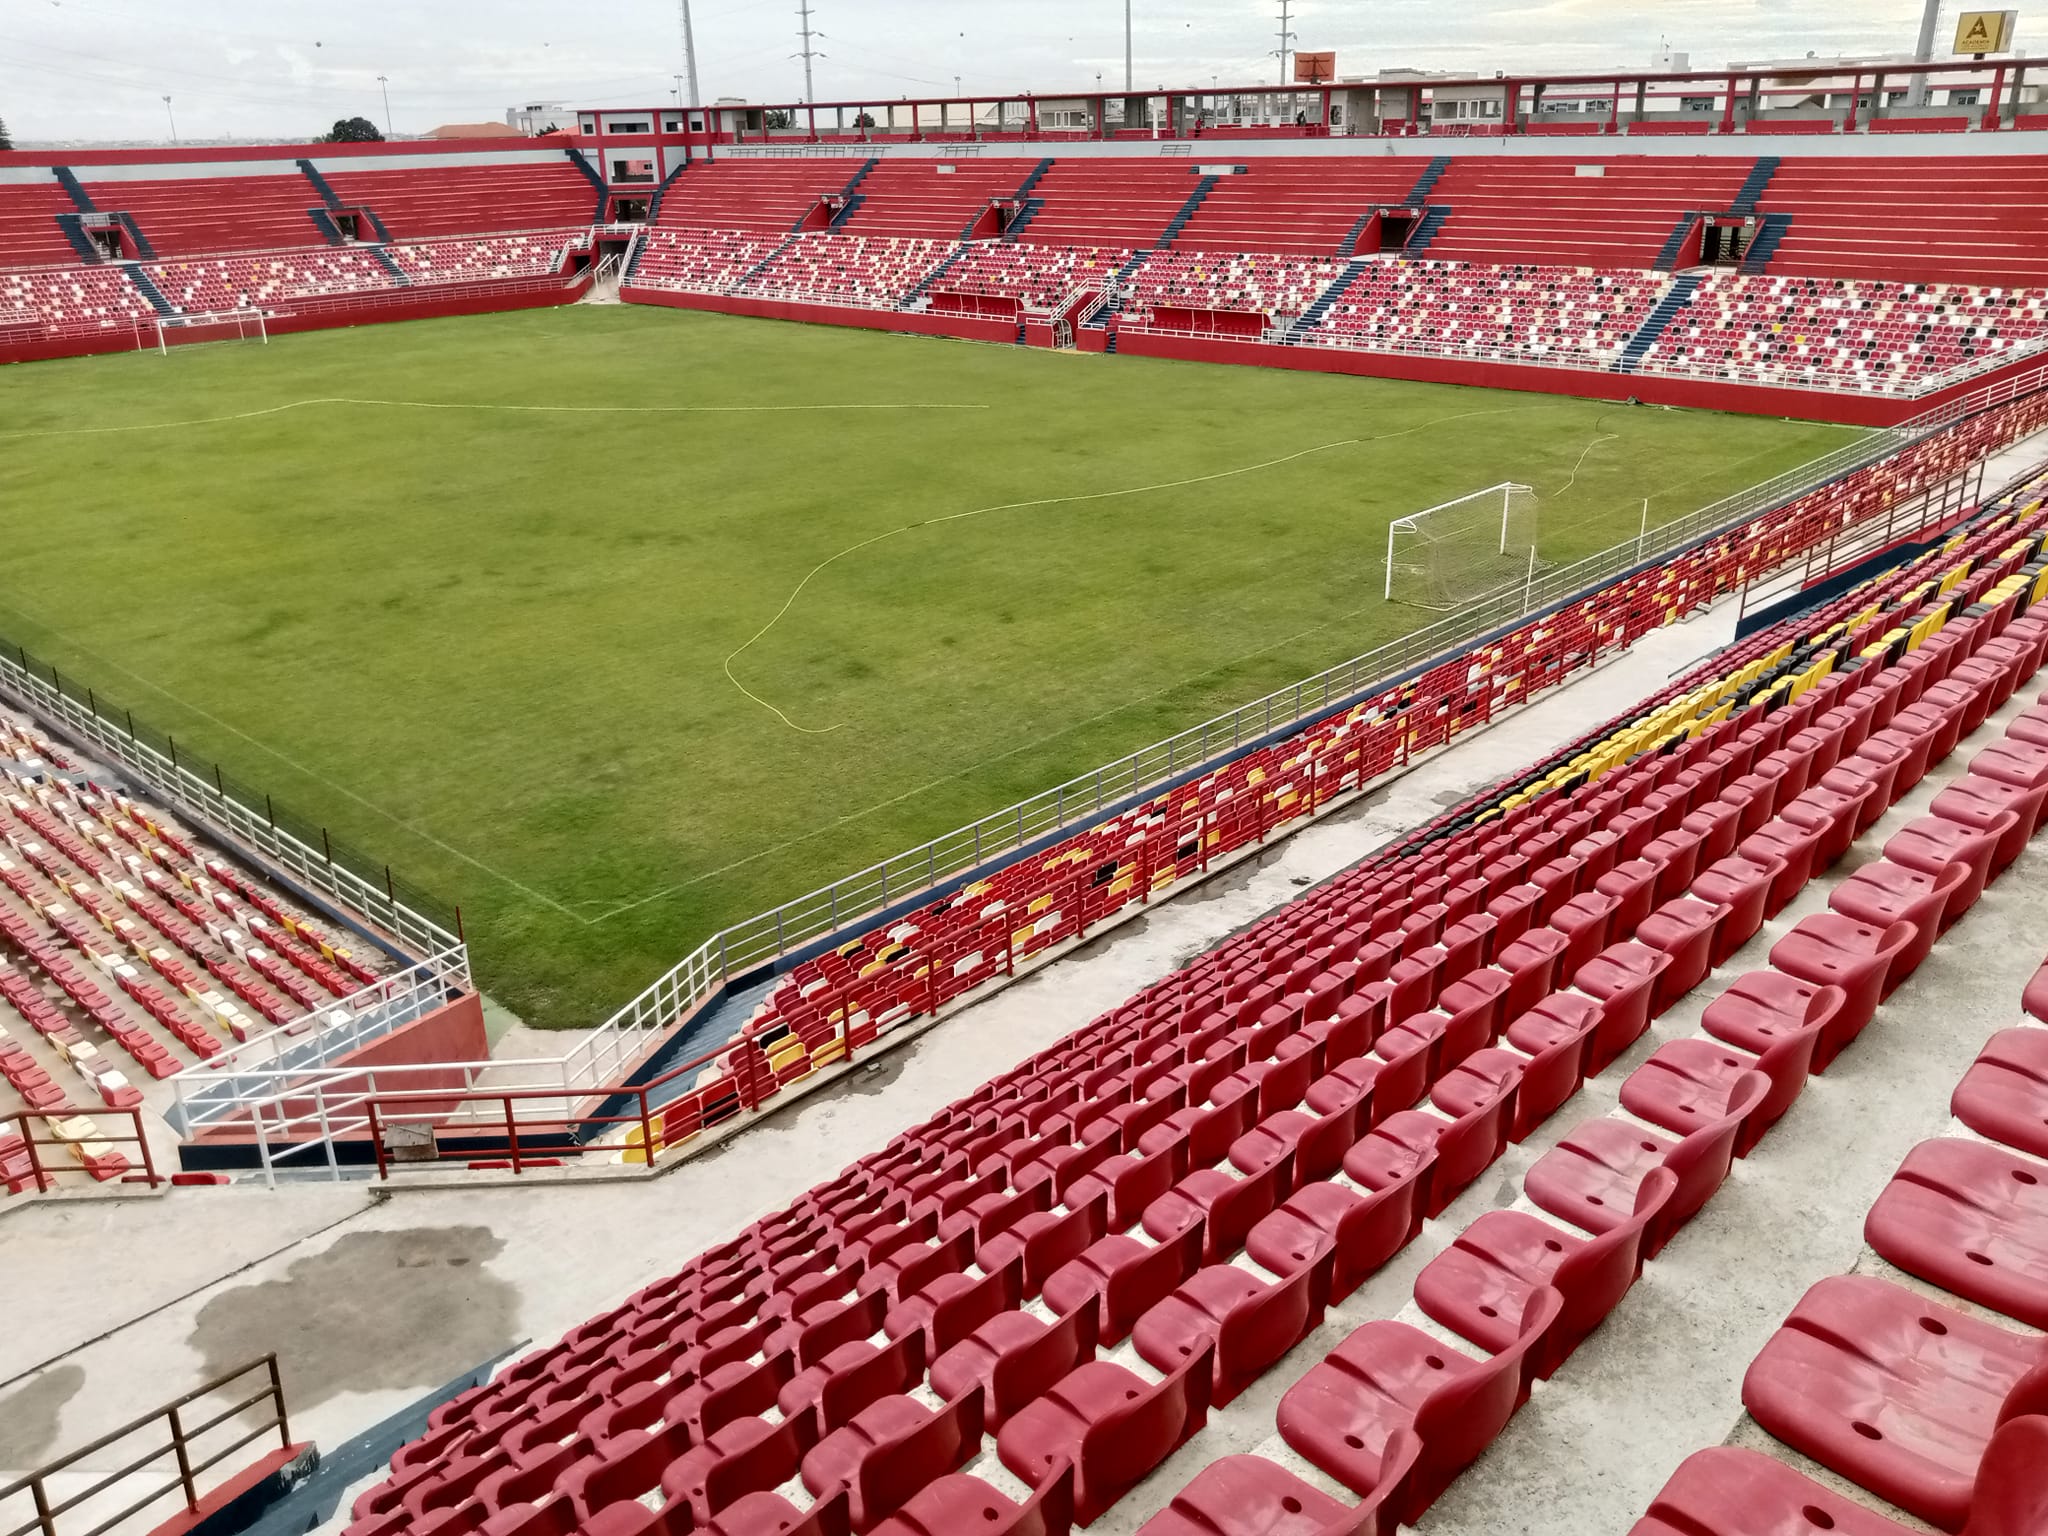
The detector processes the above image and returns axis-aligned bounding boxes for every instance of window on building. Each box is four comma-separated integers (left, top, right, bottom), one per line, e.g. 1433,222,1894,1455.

1950,88,1981,105
1680,95,1716,111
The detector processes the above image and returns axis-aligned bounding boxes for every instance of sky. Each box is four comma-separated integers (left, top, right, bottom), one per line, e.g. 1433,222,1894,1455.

0,0,1952,143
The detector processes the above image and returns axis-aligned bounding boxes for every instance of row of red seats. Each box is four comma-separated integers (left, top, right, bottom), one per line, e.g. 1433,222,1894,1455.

342,473,2048,1536
657,395,2048,1148
1635,694,2048,1536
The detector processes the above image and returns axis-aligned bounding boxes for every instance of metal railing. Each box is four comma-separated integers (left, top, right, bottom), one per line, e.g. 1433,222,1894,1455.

0,641,462,962
0,1357,292,1536
6,1106,159,1192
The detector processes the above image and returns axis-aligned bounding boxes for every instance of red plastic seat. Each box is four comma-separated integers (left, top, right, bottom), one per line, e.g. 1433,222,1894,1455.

1243,1148,1433,1306
1690,852,1780,965
929,1305,1098,1432
1971,738,2048,830
660,1413,816,1526
1414,1167,1677,1378
1550,892,1619,977
1373,1089,1510,1220
1131,1255,1325,1405
1952,1026,2048,1159
709,1488,851,1536
1494,928,1570,1022
1042,1223,1204,1347
1571,942,1671,1076
780,1331,924,1430
867,1462,1072,1536
1621,1030,1810,1157
1886,814,2000,918
1699,968,1846,1081
1780,781,1873,869
1524,1073,1767,1258
1142,1153,1292,1263
1593,859,1659,936
1864,1138,2048,1330
1229,1099,1364,1187
1741,1274,2048,1531
1767,913,1918,1064
1275,1287,1562,1524
1501,994,1602,1137
1630,1419,2048,1536
1828,859,1968,977
1063,1139,1188,1232
1738,818,1824,917
995,1344,1213,1526
1634,896,1728,1012
802,1387,983,1531
1134,1438,1420,1536
1484,884,1543,949
1930,775,2037,874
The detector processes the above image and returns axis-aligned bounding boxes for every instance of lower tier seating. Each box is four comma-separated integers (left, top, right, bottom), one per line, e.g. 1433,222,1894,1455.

0,266,156,337
147,249,396,311
1297,259,1670,369
388,231,580,286
1118,250,1349,332
1638,272,2048,396
629,228,792,294
338,460,2048,1536
741,233,957,309
919,243,1131,316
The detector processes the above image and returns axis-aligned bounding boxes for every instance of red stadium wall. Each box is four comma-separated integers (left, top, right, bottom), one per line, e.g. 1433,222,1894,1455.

1109,330,2044,428
0,277,590,369
622,283,1021,344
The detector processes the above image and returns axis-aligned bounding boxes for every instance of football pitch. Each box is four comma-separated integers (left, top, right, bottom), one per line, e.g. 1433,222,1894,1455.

0,304,1859,1030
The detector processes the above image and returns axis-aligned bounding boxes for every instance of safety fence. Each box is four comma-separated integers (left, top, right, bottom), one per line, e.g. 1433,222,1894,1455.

0,1356,292,1536
0,640,464,962
4,1103,158,1191
299,369,2048,1178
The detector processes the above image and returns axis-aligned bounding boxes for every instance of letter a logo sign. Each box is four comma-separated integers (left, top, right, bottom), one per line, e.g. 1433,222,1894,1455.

1953,10,2015,53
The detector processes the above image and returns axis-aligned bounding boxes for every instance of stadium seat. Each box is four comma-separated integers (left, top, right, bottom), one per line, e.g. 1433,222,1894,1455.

1136,1438,1421,1536
1951,1027,2048,1159
1863,1138,2048,1329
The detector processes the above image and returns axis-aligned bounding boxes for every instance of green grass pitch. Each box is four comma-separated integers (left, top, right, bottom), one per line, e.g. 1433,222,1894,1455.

0,304,1859,1030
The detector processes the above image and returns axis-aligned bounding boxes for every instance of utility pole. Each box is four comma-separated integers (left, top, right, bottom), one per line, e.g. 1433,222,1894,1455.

162,94,178,144
1273,0,1295,90
677,0,702,108
795,0,820,102
1125,0,1133,91
1907,0,1941,107
377,74,392,137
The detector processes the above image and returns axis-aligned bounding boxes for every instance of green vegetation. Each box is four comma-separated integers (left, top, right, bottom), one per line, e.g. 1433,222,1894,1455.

0,305,1857,1027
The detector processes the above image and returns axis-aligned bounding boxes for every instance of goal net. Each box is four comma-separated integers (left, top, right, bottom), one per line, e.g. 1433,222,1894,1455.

146,310,270,354
1384,482,1542,610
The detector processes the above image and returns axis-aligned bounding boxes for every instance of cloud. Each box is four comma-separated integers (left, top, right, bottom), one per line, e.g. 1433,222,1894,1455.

0,0,1949,142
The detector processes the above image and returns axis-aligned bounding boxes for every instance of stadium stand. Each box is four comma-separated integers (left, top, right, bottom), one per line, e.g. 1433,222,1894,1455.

743,232,957,308
1754,155,2048,286
913,242,1131,318
1016,160,1199,248
386,230,582,285
1118,250,1350,334
841,160,1030,238
630,227,792,295
1168,159,1425,257
0,177,89,267
147,247,398,310
1636,273,2048,394
319,156,598,239
77,171,328,257
1297,260,1669,368
0,264,156,338
1419,156,1753,269
0,702,396,1193
654,160,862,232
334,449,2048,1536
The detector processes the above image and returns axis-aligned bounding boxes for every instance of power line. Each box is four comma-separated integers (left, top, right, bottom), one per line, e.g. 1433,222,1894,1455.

793,0,822,102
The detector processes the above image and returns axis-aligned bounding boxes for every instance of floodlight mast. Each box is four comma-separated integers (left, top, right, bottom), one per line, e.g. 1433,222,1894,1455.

1125,0,1133,92
678,0,702,106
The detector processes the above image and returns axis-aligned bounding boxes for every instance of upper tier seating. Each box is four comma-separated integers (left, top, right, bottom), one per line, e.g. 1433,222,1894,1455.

628,227,789,293
743,232,954,308
1422,156,1752,268
387,231,576,286
1756,156,2048,286
1302,258,1668,368
80,173,324,257
1170,159,1424,257
147,249,397,311
1120,249,1348,328
841,161,1030,239
655,162,862,234
1020,160,1200,247
0,266,153,336
1638,273,2048,395
0,179,86,268
321,158,596,240
920,242,1131,315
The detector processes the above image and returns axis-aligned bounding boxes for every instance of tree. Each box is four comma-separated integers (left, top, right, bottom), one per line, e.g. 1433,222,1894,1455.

764,108,794,130
323,117,384,143
0,118,13,152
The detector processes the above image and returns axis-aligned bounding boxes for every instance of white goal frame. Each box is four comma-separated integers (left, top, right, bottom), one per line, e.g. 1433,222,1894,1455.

146,309,270,354
1384,481,1538,605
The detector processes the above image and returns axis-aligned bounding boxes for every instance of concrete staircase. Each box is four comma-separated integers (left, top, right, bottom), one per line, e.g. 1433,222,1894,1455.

1651,213,1699,272
1741,213,1793,274
126,267,177,316
1403,205,1450,255
1730,156,1780,216
1286,258,1370,340
1615,273,1702,372
1156,175,1219,249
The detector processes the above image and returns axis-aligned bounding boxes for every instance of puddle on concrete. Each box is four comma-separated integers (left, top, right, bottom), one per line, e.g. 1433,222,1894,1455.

0,1364,84,1466
188,1228,516,1410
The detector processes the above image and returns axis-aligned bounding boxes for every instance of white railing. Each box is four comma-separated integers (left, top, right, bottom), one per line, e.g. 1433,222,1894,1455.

0,648,463,964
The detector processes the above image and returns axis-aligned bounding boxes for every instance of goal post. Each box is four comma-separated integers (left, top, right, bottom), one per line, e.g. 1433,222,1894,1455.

1384,481,1541,610
146,310,270,354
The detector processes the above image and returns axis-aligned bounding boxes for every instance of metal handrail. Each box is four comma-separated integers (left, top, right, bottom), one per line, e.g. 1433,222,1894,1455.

0,1356,291,1536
